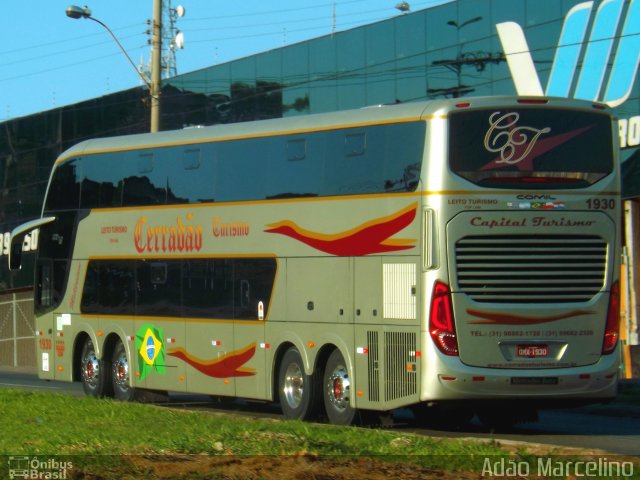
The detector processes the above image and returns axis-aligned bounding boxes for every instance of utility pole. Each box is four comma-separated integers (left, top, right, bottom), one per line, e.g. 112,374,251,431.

151,0,162,133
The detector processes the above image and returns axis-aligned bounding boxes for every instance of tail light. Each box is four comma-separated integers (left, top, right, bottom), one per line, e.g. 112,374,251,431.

429,281,458,356
602,281,620,355
602,282,620,355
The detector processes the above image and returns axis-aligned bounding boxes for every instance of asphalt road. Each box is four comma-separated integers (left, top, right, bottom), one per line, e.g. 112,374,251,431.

1,368,639,456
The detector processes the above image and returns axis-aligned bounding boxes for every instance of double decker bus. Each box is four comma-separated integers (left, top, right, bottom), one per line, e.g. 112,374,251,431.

10,96,620,426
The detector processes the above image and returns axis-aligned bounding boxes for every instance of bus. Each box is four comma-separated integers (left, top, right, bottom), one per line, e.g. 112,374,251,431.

9,96,621,427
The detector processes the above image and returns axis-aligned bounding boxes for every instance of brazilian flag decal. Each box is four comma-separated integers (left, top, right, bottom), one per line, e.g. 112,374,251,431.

135,324,166,380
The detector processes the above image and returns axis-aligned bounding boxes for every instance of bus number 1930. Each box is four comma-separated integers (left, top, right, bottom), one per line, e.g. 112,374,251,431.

586,198,616,210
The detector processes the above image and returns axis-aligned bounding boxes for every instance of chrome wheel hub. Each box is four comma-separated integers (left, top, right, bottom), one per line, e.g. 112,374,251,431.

282,363,304,409
326,365,350,411
82,353,100,388
113,353,129,390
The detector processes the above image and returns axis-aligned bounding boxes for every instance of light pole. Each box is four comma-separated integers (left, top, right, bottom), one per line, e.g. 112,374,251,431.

65,4,162,133
428,16,504,99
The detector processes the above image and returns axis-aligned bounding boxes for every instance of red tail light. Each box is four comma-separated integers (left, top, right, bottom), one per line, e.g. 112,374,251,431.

602,281,620,355
429,281,458,356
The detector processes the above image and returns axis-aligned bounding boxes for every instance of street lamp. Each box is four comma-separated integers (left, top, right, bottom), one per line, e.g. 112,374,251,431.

65,4,161,133
428,16,493,98
395,2,410,13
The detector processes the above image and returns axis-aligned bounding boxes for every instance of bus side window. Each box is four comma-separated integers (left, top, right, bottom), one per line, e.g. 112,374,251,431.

183,148,201,170
168,145,216,204
123,151,166,206
182,258,233,319
136,260,181,317
344,132,366,157
80,262,99,313
137,153,153,174
81,153,125,208
45,160,81,211
100,261,135,315
233,258,277,320
287,139,306,161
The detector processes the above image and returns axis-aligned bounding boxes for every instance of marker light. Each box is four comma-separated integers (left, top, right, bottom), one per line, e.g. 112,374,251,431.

602,281,620,355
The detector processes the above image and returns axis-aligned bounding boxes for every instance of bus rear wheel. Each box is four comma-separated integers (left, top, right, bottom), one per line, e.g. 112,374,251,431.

278,347,320,421
111,339,138,401
80,337,109,397
323,349,356,425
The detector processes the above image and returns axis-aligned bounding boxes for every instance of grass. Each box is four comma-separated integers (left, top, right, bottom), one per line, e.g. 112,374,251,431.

1,389,637,479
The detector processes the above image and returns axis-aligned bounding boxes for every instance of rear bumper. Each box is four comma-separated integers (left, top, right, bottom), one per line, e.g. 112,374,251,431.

422,346,620,402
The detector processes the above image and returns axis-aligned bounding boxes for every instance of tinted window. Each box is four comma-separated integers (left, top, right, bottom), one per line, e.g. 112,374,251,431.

166,145,217,204
81,261,135,315
35,211,78,313
45,160,81,211
70,120,425,209
123,150,167,206
81,257,277,321
217,138,266,201
182,258,234,319
324,122,424,195
136,259,182,317
234,258,277,320
81,153,124,208
265,134,323,199
449,108,613,188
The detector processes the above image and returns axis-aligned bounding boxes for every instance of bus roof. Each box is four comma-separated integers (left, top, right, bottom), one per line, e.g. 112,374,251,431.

56,96,610,165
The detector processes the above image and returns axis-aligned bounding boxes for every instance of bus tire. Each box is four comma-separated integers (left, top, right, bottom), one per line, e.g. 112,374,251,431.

80,337,109,397
323,349,356,425
278,347,319,421
111,338,138,401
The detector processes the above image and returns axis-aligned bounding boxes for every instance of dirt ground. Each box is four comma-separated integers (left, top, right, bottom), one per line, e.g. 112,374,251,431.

77,442,627,480
124,454,488,480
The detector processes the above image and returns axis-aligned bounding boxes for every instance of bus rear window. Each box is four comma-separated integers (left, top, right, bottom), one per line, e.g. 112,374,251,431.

448,108,613,189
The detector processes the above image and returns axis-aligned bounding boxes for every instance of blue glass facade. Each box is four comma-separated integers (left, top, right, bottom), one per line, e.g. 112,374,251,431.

0,0,637,290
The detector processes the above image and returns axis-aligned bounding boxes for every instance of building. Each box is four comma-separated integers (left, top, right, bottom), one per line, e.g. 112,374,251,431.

0,0,638,368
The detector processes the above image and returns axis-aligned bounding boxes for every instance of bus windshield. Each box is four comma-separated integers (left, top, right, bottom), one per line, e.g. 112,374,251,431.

448,107,614,188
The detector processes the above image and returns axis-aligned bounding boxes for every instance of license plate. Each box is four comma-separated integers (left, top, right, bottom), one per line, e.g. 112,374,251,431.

511,377,558,385
516,344,549,358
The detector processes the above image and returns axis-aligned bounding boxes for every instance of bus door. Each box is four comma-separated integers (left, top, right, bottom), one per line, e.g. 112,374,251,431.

34,258,55,380
36,256,79,383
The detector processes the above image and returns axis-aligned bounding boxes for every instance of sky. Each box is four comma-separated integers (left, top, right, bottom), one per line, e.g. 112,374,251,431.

0,0,452,121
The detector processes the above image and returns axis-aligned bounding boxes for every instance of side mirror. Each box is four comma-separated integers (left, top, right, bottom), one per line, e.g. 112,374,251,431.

9,234,24,271
8,216,56,271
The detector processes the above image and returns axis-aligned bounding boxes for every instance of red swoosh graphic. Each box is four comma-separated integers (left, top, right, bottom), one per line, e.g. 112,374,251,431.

481,125,595,171
264,203,417,256
467,309,594,325
168,343,256,378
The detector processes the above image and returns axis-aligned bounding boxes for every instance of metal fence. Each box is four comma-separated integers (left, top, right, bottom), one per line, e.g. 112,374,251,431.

0,290,35,368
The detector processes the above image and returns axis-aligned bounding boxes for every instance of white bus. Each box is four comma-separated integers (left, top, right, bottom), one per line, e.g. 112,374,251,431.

11,96,621,426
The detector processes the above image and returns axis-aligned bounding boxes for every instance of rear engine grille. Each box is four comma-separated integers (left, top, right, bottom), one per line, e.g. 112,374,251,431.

455,234,607,303
384,331,417,401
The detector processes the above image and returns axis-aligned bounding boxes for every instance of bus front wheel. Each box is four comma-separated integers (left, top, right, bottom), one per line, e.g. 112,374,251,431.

323,349,356,425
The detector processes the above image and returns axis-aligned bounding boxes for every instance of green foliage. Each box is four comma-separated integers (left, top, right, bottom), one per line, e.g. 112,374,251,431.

0,389,503,466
